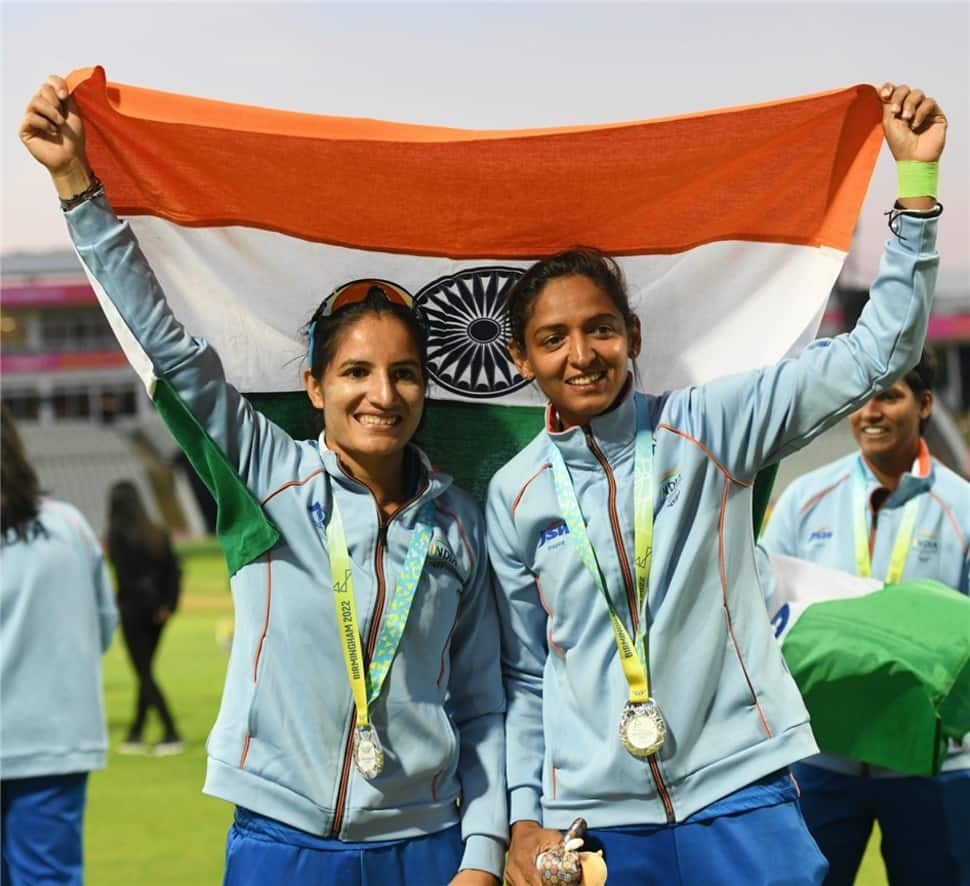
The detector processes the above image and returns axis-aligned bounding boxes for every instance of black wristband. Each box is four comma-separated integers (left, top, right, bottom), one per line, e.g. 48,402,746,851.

59,174,104,212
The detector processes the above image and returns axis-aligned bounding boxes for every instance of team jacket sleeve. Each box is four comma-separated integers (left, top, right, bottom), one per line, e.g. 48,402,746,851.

65,196,285,570
445,506,509,878
94,548,118,653
485,481,548,826
74,510,118,653
677,211,940,483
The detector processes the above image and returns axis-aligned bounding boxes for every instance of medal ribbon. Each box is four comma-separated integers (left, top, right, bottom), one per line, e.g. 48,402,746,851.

547,397,653,702
327,497,435,729
852,460,920,584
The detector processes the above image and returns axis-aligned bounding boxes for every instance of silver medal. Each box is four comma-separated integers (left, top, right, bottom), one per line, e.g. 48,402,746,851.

618,699,666,758
353,725,385,779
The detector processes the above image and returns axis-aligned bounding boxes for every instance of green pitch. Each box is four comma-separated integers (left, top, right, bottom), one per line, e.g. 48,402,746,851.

82,539,890,884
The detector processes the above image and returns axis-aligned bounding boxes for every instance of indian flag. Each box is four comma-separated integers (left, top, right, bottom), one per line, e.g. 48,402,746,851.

768,554,970,775
66,65,883,503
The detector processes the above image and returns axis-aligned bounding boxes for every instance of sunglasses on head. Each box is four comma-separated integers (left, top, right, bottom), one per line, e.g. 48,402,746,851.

320,279,415,317
307,279,418,367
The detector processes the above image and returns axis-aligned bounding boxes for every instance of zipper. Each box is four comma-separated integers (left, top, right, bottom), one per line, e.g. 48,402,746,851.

868,489,889,557
330,478,428,837
583,427,639,632
583,426,675,823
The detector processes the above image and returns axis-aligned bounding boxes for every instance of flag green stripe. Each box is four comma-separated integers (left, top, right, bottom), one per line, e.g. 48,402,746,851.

780,580,970,775
154,379,280,574
245,393,545,503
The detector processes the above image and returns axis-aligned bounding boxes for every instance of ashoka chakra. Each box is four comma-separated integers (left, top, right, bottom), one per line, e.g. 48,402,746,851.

415,267,529,399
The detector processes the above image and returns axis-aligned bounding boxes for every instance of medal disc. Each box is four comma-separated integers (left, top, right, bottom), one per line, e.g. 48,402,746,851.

619,699,666,758
353,726,385,779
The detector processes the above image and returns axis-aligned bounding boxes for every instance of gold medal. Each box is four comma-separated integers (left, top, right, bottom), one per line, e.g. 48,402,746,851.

353,725,384,779
619,699,666,758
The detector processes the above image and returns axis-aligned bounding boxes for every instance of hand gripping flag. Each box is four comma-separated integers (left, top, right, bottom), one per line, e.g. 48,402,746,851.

768,554,970,776
65,66,883,509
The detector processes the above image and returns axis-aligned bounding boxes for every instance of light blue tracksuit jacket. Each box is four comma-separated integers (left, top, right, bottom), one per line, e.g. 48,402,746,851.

486,209,940,830
65,196,507,877
1,499,117,779
763,443,970,774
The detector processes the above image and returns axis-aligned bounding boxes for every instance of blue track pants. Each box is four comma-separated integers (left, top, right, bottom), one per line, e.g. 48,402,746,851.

223,807,464,885
793,762,970,886
1,773,88,886
583,770,827,885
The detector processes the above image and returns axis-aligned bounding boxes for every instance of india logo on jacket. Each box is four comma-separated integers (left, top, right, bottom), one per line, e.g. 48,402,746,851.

426,537,462,580
660,468,682,507
913,531,938,561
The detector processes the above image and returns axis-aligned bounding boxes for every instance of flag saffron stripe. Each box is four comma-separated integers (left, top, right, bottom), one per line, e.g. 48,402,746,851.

66,67,883,258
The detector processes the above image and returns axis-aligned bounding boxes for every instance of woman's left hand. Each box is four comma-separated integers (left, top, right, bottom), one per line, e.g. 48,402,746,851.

878,82,946,163
448,870,500,886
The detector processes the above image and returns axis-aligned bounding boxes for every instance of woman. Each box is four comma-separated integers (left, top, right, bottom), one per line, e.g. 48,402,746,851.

486,83,946,885
1,405,118,886
762,348,969,885
107,480,184,755
20,76,506,886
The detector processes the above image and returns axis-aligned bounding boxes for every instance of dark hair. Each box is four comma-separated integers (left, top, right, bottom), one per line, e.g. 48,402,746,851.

505,247,635,351
305,285,429,383
903,347,937,398
1,404,42,540
107,481,167,560
902,348,937,434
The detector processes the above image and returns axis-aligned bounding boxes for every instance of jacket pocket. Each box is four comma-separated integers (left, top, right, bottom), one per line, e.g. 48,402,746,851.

352,700,459,811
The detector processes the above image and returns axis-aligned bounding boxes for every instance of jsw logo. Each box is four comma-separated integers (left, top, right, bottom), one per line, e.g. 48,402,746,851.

808,526,833,542
538,520,570,547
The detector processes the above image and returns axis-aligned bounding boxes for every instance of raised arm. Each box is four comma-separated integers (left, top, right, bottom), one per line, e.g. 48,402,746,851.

21,76,288,569
672,83,947,483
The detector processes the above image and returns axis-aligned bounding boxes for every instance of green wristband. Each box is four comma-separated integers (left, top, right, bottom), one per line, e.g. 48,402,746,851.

897,161,939,200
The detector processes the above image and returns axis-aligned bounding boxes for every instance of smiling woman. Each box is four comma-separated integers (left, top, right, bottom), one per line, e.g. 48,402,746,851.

486,82,951,886
848,354,935,490
19,75,507,886
303,286,428,515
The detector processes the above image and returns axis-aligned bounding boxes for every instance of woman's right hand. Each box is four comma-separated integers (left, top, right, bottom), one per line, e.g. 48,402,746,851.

19,75,94,198
504,821,564,886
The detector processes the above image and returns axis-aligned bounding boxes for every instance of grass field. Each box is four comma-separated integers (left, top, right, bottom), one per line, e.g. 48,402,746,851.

83,539,889,884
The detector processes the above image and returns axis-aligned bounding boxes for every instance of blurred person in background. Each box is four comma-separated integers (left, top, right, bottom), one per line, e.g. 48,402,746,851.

107,480,184,755
762,348,970,885
1,404,118,886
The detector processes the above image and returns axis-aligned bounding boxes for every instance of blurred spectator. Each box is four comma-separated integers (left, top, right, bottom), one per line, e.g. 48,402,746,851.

1,404,117,886
106,481,183,755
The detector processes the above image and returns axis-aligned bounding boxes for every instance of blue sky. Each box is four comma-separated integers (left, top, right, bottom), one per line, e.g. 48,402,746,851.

3,2,967,290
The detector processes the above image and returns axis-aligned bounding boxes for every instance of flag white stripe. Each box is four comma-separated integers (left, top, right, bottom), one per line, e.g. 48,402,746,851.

125,216,846,402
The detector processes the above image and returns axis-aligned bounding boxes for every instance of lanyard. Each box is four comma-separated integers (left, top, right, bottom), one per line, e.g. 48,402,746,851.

547,397,653,702
327,496,435,729
852,460,920,585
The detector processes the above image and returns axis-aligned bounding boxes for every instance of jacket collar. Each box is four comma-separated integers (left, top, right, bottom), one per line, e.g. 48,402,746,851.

544,379,640,469
856,438,934,507
316,435,452,506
